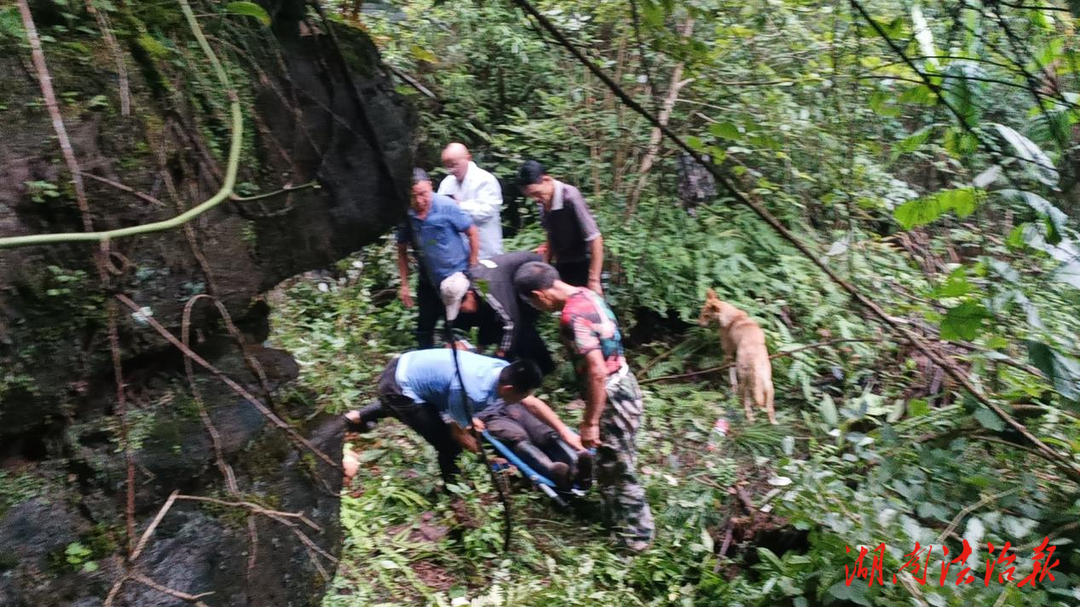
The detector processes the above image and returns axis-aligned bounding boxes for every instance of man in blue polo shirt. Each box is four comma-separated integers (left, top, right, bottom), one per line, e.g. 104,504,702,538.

346,350,582,484
397,168,480,348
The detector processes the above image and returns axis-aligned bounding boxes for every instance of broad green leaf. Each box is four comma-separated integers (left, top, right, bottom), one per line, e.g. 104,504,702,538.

894,127,931,155
869,91,901,117
827,581,872,606
1028,341,1080,403
942,61,987,125
897,84,935,105
894,197,943,230
708,122,741,140
974,407,1005,431
411,44,437,63
941,188,976,218
931,267,972,299
1000,190,1068,245
750,134,781,151
1006,224,1028,249
939,300,991,341
994,124,1059,186
757,547,783,569
944,126,979,157
819,394,838,427
894,188,977,229
225,1,271,25
685,136,704,151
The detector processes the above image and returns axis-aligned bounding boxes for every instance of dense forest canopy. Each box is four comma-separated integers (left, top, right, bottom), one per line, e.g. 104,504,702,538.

1,0,1080,605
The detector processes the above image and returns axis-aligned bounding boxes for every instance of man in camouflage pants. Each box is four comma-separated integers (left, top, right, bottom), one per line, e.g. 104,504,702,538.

514,261,654,552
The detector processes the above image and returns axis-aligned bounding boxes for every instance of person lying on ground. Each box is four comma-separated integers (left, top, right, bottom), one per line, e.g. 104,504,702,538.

397,168,479,348
514,261,654,552
476,400,593,490
516,160,604,294
343,350,582,485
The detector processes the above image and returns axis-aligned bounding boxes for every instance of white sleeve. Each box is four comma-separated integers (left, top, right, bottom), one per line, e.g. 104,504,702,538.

457,174,503,223
437,176,454,196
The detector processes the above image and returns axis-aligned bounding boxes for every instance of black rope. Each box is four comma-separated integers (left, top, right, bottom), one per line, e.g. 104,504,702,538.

444,319,514,553
399,190,514,553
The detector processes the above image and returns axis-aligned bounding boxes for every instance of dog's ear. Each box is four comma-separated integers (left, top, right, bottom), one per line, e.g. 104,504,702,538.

705,287,718,300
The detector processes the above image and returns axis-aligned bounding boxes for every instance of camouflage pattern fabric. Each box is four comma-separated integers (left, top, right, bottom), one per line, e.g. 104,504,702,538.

595,372,655,551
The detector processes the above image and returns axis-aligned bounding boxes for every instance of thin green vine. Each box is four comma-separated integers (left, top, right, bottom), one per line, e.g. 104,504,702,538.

0,0,241,250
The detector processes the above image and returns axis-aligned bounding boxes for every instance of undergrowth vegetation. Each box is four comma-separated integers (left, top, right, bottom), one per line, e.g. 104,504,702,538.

268,0,1080,605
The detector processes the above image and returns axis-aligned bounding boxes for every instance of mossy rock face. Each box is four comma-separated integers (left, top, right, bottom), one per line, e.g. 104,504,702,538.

0,1,414,605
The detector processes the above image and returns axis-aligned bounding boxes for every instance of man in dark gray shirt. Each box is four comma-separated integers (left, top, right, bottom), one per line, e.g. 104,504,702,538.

516,161,604,294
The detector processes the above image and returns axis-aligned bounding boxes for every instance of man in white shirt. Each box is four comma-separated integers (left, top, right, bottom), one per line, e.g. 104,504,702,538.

438,142,504,259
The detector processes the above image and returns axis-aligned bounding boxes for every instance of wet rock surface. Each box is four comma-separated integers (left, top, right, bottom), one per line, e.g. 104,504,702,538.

0,0,414,604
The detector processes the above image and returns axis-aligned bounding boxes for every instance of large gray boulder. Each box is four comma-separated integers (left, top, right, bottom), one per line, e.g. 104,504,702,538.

0,0,414,604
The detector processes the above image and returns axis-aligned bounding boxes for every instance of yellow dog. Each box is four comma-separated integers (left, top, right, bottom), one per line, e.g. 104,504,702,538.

698,289,776,424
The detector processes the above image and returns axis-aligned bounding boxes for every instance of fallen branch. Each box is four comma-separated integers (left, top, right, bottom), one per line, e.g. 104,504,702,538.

129,571,214,606
78,172,167,207
385,64,439,101
115,293,342,472
84,0,131,116
17,0,94,234
513,0,1080,484
18,0,142,553
176,494,322,532
176,493,337,580
935,487,1021,545
641,338,876,384
182,294,276,411
131,490,179,561
231,181,318,202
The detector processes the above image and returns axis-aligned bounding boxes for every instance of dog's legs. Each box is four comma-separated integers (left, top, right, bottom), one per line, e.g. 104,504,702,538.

756,377,777,425
739,370,755,423
766,380,776,425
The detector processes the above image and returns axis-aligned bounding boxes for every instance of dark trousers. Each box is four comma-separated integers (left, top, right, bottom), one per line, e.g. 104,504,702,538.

415,277,443,349
555,259,590,287
477,403,558,447
476,403,575,471
377,358,461,482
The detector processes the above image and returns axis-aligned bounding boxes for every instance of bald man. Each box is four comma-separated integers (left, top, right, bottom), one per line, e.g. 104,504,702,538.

438,143,504,259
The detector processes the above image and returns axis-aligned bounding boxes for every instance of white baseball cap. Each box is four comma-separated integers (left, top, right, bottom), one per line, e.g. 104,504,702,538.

440,272,470,321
